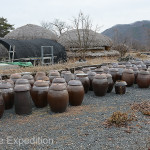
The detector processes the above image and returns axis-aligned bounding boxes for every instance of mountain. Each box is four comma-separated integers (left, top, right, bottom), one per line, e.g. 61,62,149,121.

102,20,150,49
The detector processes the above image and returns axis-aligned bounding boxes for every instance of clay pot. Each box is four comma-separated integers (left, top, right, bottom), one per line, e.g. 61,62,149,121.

106,74,114,93
92,74,108,96
102,67,109,74
76,74,90,93
67,80,84,106
137,70,150,88
48,84,69,113
0,81,14,110
49,72,60,83
94,68,104,74
22,75,35,86
63,73,75,83
82,67,91,74
117,65,126,80
31,80,49,108
15,79,31,89
10,73,21,83
35,72,46,81
115,81,127,94
87,71,96,91
0,93,4,119
6,79,14,88
14,85,32,115
61,71,71,78
52,78,67,87
133,67,139,84
109,68,118,82
21,72,31,76
122,69,135,86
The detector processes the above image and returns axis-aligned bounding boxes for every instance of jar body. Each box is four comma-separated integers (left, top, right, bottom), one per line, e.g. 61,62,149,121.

137,74,150,88
109,71,118,82
14,91,32,115
67,85,84,106
48,90,69,113
122,73,135,86
0,94,4,119
115,85,126,94
31,86,49,108
107,78,114,93
92,78,108,96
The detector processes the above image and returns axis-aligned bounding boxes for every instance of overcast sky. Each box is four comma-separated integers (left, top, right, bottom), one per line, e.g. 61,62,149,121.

1,0,150,32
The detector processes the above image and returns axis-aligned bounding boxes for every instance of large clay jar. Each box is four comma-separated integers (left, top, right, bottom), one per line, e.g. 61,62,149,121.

35,72,46,81
22,75,35,87
49,72,60,83
92,74,108,96
10,73,21,83
94,68,104,74
76,74,90,93
15,79,31,89
106,74,114,93
109,68,118,83
0,81,14,110
67,80,84,106
48,84,69,113
52,78,67,87
137,70,150,88
82,67,91,74
14,84,32,115
63,72,75,83
74,70,84,78
103,67,109,74
88,71,96,91
117,65,126,80
0,92,4,119
115,81,127,94
31,80,49,108
122,69,135,86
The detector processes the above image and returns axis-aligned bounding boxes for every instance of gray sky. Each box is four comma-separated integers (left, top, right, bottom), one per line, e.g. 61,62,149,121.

1,0,150,32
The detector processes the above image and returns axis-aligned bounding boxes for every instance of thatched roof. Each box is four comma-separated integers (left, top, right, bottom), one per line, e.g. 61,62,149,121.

58,29,113,49
4,24,57,41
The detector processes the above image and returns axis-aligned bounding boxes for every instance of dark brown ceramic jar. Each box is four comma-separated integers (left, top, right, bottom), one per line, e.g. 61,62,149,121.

14,84,32,115
115,81,127,94
35,72,46,81
92,74,108,96
87,71,96,91
109,68,118,83
0,92,4,119
122,69,135,86
49,72,60,83
31,80,49,108
67,80,84,106
106,74,114,93
63,72,75,83
0,81,14,110
10,73,21,83
52,78,67,87
137,70,150,88
48,84,69,113
76,74,90,93
22,75,35,87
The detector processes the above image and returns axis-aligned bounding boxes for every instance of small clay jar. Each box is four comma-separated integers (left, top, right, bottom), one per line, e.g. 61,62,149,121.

87,71,96,91
15,79,31,89
122,69,135,86
94,68,104,74
92,74,108,96
137,70,150,88
52,78,67,87
106,74,114,93
76,73,90,93
14,84,32,115
115,81,127,94
61,71,71,78
49,72,60,83
31,80,49,108
67,80,84,106
109,68,118,83
0,81,14,110
63,72,75,83
103,67,109,74
82,67,91,74
48,84,69,113
0,92,4,119
35,72,46,81
22,75,35,87
10,73,21,83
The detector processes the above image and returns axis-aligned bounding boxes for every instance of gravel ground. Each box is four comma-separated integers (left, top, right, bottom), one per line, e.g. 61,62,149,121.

0,84,150,150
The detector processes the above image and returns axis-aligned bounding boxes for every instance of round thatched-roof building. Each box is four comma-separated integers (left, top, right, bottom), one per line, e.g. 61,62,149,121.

4,24,57,41
58,29,113,50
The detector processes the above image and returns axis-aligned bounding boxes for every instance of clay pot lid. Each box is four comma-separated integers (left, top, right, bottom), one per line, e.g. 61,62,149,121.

14,84,30,92
15,79,30,85
21,72,31,75
74,70,84,74
49,72,60,76
61,71,71,74
123,69,134,74
118,65,126,68
50,83,66,91
95,68,104,72
34,80,49,87
0,81,13,89
52,78,66,83
115,80,127,86
22,75,34,80
88,71,96,76
109,68,118,72
68,80,82,86
139,70,150,75
94,74,107,79
49,70,59,73
82,67,91,71
36,76,49,81
10,73,21,79
76,73,88,77
106,73,112,78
